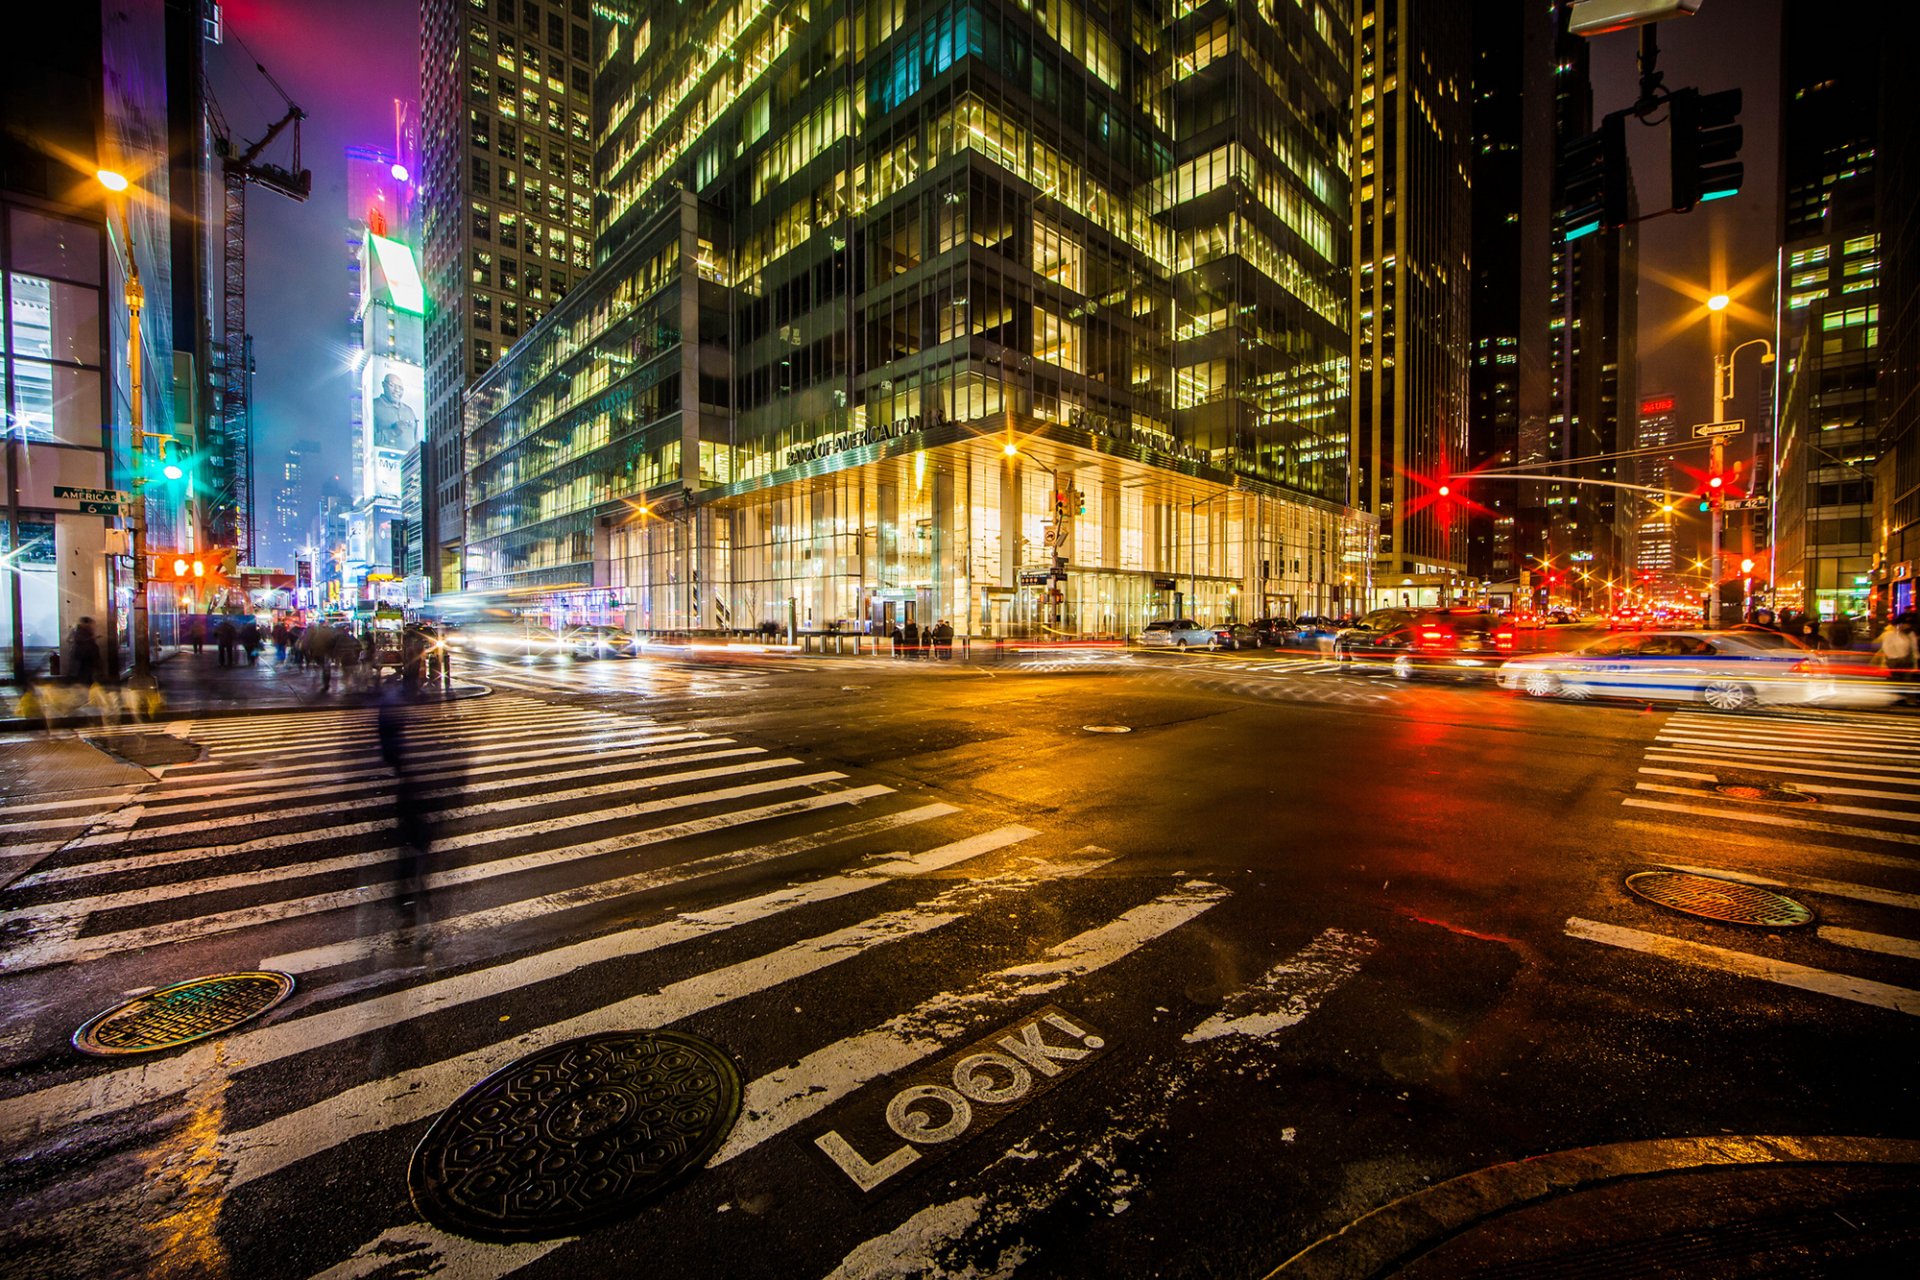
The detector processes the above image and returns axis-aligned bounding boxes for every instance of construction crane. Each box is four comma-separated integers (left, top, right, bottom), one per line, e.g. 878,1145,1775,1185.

206,54,310,562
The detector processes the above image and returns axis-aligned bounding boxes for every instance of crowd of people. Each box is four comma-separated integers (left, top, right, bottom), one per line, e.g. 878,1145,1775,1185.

888,618,956,659
169,612,453,696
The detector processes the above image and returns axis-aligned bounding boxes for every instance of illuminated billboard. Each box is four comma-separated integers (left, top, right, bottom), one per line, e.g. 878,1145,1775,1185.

362,356,423,500
368,232,427,316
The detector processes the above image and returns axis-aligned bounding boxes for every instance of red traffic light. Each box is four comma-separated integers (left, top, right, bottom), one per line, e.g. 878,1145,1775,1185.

1708,475,1725,489
1437,485,1451,498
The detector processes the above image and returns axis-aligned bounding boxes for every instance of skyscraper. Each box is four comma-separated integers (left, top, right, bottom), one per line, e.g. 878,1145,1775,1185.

1633,395,1678,577
1772,0,1879,622
1350,0,1473,606
271,437,322,570
1873,13,1920,619
462,0,1373,636
418,0,599,593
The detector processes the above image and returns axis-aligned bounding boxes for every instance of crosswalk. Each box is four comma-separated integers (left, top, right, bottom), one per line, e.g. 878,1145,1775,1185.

1569,707,1920,1018
0,692,1371,1278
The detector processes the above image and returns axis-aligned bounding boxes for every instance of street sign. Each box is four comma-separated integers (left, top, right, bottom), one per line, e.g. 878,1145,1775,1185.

1691,419,1745,439
78,501,125,516
1725,496,1770,511
53,485,132,503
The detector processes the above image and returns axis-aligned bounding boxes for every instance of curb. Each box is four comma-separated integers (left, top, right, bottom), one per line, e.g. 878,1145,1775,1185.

1267,1134,1920,1278
0,682,492,734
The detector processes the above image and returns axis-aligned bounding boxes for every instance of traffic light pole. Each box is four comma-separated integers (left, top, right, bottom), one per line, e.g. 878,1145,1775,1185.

123,231,157,691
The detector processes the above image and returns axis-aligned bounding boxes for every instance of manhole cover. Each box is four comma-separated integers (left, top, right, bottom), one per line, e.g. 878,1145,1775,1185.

1714,782,1816,804
1082,725,1133,733
72,972,295,1056
409,1030,742,1241
1625,871,1814,928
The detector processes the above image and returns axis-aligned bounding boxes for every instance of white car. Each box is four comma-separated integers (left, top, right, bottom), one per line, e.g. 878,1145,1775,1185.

1137,619,1217,649
1495,628,1902,710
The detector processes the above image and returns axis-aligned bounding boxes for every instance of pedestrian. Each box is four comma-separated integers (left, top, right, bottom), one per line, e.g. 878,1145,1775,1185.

933,618,954,659
378,681,432,925
215,616,238,667
402,623,427,696
187,614,204,657
288,620,306,667
903,618,921,659
891,620,904,658
240,618,262,666
1824,612,1853,652
272,619,290,663
1876,612,1918,699
66,616,101,686
307,619,336,693
337,629,361,692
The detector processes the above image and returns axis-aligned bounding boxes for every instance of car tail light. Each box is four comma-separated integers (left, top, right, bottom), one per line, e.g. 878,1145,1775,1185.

1494,629,1515,651
1417,628,1452,649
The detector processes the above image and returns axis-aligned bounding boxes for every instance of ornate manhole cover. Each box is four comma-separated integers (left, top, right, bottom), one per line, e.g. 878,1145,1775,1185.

1082,725,1133,733
1714,782,1816,804
409,1030,742,1241
72,972,295,1056
1625,871,1814,928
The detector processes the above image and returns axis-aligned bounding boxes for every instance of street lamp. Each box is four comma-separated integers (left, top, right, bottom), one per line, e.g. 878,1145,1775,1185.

1003,442,1069,631
96,168,160,689
1706,293,1730,312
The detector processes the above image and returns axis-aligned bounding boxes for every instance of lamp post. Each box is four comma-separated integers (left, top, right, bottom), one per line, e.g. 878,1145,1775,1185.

1708,330,1774,626
97,169,162,689
1003,442,1072,632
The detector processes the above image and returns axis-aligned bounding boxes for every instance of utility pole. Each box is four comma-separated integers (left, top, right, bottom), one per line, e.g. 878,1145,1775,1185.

1709,349,1726,627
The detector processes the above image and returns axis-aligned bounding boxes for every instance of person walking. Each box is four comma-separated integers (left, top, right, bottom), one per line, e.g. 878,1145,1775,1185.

933,618,953,660
240,618,262,666
1824,613,1853,653
903,618,921,659
1877,612,1918,701
272,619,290,663
890,620,904,659
187,614,204,657
288,620,306,667
307,619,337,693
379,681,432,925
214,616,238,667
66,616,101,686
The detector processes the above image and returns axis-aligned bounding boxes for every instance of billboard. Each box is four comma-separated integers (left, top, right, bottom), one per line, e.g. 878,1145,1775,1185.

362,356,423,501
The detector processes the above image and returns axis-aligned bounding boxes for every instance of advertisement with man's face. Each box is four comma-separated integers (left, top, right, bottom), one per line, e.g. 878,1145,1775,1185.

362,358,423,500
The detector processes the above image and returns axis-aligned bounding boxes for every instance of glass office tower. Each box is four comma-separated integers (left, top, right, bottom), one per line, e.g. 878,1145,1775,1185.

464,1,1372,637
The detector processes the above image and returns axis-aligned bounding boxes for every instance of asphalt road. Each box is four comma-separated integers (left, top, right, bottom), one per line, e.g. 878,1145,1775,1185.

0,644,1915,1279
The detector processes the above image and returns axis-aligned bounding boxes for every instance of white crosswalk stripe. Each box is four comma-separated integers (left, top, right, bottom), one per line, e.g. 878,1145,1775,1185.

0,691,1373,1280
1570,708,1920,1019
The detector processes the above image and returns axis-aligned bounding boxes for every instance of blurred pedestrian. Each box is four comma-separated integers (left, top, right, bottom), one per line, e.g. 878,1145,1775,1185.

272,619,290,663
307,620,337,693
187,614,204,657
378,682,432,923
1824,613,1853,652
903,618,921,659
240,617,262,666
337,630,361,691
402,623,427,696
66,617,101,687
215,616,238,667
289,620,306,666
891,620,904,658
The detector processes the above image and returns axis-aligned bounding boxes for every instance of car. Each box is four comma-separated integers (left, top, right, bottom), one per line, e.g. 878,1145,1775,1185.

1495,629,1904,710
1334,608,1516,680
1138,619,1217,649
1289,616,1345,651
1209,623,1259,651
1248,617,1295,648
571,624,639,658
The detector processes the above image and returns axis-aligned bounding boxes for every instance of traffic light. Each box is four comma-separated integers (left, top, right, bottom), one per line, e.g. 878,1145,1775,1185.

1670,87,1743,212
1052,490,1068,521
1560,112,1629,242
1706,472,1726,509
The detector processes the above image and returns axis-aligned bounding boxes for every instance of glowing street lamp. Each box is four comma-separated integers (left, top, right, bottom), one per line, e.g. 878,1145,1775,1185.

1706,293,1730,312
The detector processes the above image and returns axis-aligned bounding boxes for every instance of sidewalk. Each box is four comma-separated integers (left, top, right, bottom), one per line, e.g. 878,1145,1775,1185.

1,647,488,732
1271,1135,1920,1278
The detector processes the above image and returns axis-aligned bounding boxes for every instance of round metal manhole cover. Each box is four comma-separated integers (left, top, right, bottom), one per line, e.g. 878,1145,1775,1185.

1714,782,1816,804
72,972,295,1056
1625,871,1814,928
409,1030,742,1241
1082,725,1133,734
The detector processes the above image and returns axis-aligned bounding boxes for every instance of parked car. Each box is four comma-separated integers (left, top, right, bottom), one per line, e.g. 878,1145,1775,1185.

1209,623,1259,651
1496,629,1901,709
1334,608,1516,680
1249,617,1295,648
1138,619,1217,649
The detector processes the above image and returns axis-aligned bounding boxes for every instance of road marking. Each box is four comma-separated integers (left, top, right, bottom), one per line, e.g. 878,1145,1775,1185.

1183,928,1379,1043
73,744,767,842
0,782,886,973
1644,752,1920,784
1620,798,1920,845
1650,862,1920,912
1655,734,1903,762
0,823,1030,1151
1565,916,1920,1016
1668,714,1920,742
22,758,819,883
1639,767,1720,782
259,803,962,973
0,789,141,817
182,711,624,762
1633,781,1920,824
710,879,1231,1165
308,1223,560,1280
218,850,1069,1191
128,730,709,808
1819,927,1920,961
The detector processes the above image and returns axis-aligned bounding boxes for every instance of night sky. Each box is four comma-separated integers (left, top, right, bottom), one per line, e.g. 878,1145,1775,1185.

206,0,418,523
221,0,1785,538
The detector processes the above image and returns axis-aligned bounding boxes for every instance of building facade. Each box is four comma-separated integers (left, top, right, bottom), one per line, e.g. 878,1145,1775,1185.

1872,13,1920,619
1350,0,1472,605
1,0,189,680
460,0,1373,639
1632,394,1678,578
419,0,599,595
1771,0,1878,623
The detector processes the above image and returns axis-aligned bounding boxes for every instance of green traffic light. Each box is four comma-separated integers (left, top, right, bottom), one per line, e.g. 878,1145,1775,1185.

1698,501,1710,512
163,463,184,480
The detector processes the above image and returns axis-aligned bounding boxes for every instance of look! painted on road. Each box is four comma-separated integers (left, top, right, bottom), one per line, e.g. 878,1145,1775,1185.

811,1006,1109,1193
